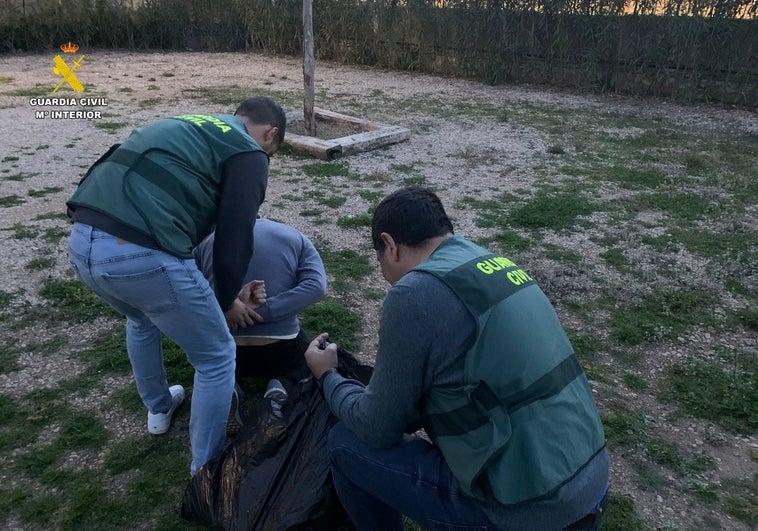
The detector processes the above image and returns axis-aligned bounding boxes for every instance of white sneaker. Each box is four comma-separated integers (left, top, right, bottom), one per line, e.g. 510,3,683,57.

264,379,288,418
147,384,185,435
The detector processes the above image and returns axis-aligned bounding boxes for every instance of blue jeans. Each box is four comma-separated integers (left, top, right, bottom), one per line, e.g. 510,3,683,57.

327,422,495,531
328,423,609,531
68,223,235,475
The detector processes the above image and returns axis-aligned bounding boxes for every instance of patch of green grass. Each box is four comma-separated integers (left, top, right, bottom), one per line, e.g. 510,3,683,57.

638,192,712,222
636,462,667,491
567,330,604,381
508,190,595,231
2,155,19,162
362,288,385,300
543,243,582,264
337,213,373,229
547,144,565,155
645,437,684,471
0,76,14,84
683,154,708,175
28,186,64,198
42,226,68,242
319,248,373,292
602,492,648,530
0,342,20,373
25,257,54,270
35,211,68,221
3,84,49,97
12,223,37,239
317,195,347,208
0,195,24,207
478,230,532,254
39,279,118,322
5,172,37,181
301,161,350,178
609,288,716,345
722,474,758,526
0,488,28,518
58,411,109,449
301,297,362,352
94,122,129,133
622,371,648,391
604,166,666,189
601,409,650,449
118,87,134,93
0,289,16,310
687,480,719,503
672,228,755,265
138,98,162,108
733,305,758,331
26,335,68,356
19,493,59,527
601,247,628,271
402,175,427,185
359,190,384,203
659,351,757,435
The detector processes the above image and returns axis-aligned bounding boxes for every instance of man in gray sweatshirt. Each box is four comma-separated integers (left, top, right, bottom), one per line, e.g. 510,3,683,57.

195,218,327,430
305,186,610,531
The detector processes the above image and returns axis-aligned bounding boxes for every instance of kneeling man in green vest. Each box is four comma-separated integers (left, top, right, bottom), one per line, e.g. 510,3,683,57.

305,185,610,530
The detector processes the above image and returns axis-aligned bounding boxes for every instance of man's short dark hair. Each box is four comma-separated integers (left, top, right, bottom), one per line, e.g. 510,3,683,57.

372,185,454,253
235,96,286,146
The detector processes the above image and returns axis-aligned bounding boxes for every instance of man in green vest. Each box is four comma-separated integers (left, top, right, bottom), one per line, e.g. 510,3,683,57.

66,96,285,476
305,186,610,530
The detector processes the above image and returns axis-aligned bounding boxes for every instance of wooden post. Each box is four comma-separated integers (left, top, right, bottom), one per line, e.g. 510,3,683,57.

302,0,316,136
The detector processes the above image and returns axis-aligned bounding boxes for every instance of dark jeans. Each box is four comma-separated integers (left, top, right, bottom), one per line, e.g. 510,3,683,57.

235,329,310,392
327,422,609,531
327,422,495,531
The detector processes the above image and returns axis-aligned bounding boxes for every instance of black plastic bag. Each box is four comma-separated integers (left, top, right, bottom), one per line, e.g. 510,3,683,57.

180,348,372,530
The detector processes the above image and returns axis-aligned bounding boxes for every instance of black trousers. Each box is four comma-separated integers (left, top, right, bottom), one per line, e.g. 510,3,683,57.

235,329,311,392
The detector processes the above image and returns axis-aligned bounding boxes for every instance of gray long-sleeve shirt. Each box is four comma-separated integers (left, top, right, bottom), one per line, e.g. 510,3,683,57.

195,218,327,338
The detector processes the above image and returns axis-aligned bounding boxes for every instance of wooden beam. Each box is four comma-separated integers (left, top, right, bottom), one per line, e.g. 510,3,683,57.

285,107,411,160
302,0,315,136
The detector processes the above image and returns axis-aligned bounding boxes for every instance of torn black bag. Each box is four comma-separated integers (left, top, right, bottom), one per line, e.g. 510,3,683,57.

180,348,372,530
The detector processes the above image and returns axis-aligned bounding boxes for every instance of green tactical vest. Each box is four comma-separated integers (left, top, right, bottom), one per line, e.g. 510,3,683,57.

67,114,265,258
415,236,606,506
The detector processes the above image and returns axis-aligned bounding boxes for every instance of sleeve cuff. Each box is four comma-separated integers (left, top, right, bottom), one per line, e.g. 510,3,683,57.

317,368,338,389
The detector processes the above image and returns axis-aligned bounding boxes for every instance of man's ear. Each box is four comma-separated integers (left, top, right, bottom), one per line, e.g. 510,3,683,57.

265,126,279,143
380,232,399,262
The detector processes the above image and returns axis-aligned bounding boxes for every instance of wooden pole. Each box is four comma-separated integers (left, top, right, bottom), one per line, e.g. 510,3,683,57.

302,0,316,136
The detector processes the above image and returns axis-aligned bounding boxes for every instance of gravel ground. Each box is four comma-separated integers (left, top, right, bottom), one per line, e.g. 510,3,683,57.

0,50,756,530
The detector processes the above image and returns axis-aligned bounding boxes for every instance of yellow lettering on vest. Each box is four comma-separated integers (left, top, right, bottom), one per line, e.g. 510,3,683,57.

477,256,519,275
506,268,533,286
477,261,494,274
176,114,232,133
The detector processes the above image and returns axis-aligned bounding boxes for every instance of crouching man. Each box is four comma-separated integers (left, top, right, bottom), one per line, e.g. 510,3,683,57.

305,186,609,530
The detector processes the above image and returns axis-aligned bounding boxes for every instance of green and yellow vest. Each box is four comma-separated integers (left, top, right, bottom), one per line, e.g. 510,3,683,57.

67,114,265,258
416,236,606,506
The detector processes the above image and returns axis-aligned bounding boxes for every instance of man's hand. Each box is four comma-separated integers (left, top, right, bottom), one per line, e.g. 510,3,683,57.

224,297,263,331
305,332,338,379
239,280,266,308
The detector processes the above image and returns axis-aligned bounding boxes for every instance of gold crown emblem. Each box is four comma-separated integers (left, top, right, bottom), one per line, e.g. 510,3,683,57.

60,42,79,54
